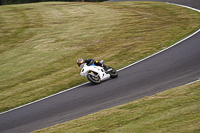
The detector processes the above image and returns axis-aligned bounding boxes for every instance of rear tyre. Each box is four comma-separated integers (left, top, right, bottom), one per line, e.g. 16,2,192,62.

87,72,101,84
109,68,118,78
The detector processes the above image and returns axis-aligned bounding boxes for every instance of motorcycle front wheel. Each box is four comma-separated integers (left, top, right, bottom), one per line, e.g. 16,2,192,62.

87,72,101,84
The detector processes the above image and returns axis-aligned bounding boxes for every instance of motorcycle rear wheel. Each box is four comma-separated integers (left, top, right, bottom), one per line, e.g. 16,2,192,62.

109,68,118,78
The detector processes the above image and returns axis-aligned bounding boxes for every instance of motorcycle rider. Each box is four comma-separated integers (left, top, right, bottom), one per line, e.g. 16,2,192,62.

77,58,109,71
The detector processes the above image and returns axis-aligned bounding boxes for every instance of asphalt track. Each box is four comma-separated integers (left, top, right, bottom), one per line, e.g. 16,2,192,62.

0,0,200,133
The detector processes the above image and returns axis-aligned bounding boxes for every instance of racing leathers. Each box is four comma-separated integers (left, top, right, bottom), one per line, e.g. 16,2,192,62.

84,59,109,70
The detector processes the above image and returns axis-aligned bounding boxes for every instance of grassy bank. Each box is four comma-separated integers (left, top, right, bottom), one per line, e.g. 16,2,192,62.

0,1,200,113
33,81,200,133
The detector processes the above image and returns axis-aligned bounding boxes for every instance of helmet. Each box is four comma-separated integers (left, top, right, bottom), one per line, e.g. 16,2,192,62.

77,58,84,67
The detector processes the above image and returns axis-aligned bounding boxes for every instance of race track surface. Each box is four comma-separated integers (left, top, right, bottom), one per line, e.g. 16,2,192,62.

0,0,200,132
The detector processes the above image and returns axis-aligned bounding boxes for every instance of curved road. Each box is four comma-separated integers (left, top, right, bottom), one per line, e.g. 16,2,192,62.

0,0,200,133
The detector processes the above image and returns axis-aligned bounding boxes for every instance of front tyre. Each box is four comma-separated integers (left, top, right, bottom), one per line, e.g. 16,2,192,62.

87,72,101,84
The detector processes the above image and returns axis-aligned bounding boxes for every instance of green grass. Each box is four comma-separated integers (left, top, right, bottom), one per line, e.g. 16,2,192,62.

33,81,200,133
0,1,200,113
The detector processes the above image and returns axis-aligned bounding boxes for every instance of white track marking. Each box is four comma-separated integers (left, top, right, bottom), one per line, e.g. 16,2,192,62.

1,2,200,115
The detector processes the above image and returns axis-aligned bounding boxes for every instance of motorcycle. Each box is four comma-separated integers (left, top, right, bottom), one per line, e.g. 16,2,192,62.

80,60,118,84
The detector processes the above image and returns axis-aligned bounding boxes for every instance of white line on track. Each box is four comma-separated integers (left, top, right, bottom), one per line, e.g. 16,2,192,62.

117,3,200,71
185,78,200,85
1,2,200,115
118,28,200,72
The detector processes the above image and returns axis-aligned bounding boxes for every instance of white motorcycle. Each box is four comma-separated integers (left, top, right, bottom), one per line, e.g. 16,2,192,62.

80,60,118,84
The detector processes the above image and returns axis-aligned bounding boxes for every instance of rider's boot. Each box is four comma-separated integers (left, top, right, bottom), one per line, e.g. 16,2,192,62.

99,60,112,72
103,64,109,71
103,64,113,72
